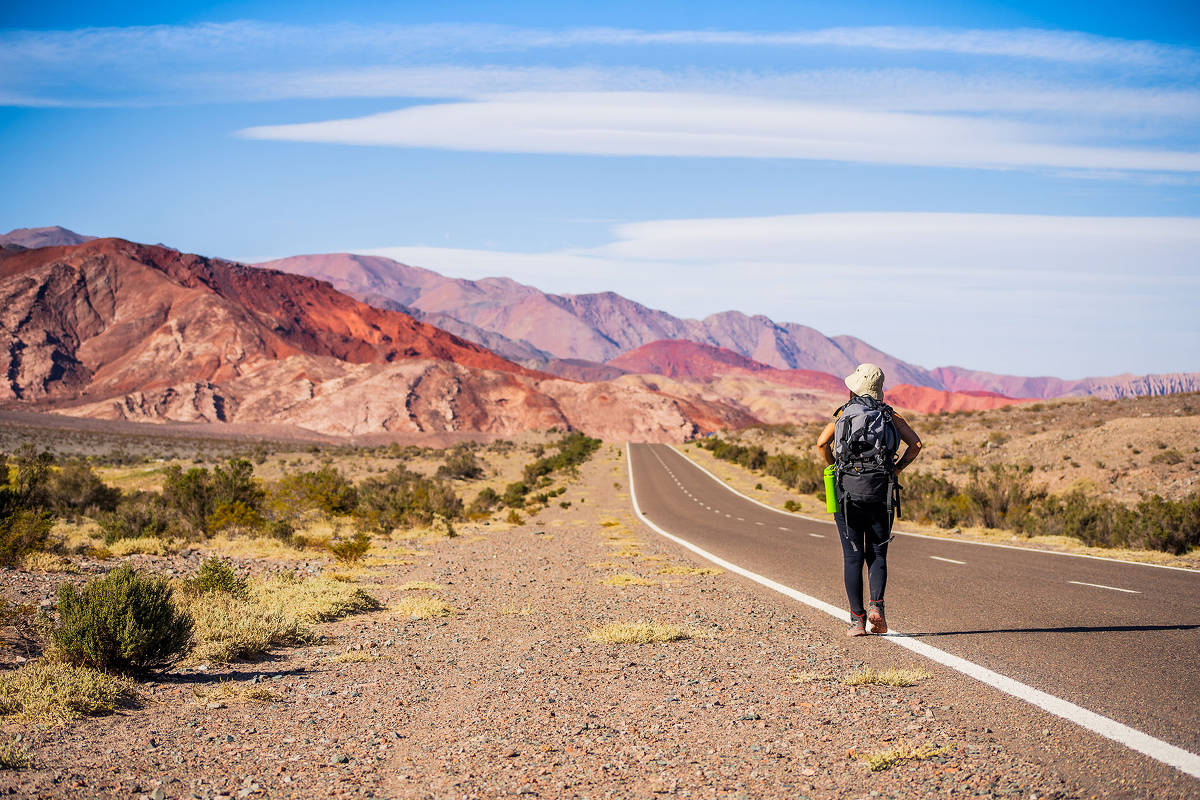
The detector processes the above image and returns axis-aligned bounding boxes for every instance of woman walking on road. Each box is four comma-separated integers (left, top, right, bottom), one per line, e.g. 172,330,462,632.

816,364,922,636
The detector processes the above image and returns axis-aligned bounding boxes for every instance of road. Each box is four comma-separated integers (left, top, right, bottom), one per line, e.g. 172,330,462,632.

627,442,1200,764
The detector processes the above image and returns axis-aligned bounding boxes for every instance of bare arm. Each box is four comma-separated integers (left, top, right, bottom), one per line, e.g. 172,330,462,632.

892,413,923,473
815,420,836,466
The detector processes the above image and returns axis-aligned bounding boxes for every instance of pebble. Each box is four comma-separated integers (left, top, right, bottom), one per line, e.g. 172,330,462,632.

330,754,349,765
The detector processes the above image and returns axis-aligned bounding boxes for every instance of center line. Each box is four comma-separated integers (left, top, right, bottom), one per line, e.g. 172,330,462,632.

809,533,825,538
1068,580,1141,594
755,521,765,526
778,526,790,531
930,556,967,565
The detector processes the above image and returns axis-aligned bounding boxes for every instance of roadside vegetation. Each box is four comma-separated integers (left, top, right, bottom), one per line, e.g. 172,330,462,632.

695,393,1200,555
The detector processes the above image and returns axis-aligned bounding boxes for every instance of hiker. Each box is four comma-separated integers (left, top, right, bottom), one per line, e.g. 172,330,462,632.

815,363,922,636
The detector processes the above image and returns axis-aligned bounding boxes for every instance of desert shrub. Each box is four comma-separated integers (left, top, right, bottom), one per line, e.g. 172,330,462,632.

521,433,602,484
0,510,53,569
188,557,247,598
42,460,120,518
205,500,266,535
506,509,524,525
355,466,462,532
271,465,357,515
436,446,484,481
501,481,529,508
468,487,500,515
1151,449,1184,466
764,453,824,494
1027,490,1200,554
963,465,1042,529
53,564,193,674
700,438,767,470
97,492,182,544
0,452,55,567
162,459,264,532
327,531,371,563
902,473,973,528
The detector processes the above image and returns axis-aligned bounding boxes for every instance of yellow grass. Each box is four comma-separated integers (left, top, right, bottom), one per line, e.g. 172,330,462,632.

400,581,445,592
18,552,80,573
50,519,105,555
599,520,621,527
843,667,932,687
393,595,456,619
180,574,381,664
587,561,619,569
655,565,722,576
108,536,173,556
599,573,655,587
328,651,384,665
788,670,833,684
861,743,952,772
500,604,533,616
0,737,31,770
191,681,283,705
0,660,136,724
206,533,322,561
587,622,692,644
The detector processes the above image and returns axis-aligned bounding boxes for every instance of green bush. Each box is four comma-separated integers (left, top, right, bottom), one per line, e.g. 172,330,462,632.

97,492,182,544
162,459,264,532
43,460,120,518
327,531,371,563
188,557,247,597
963,465,1041,530
436,446,484,481
53,564,193,674
272,465,358,515
205,500,267,535
355,467,463,532
468,487,500,515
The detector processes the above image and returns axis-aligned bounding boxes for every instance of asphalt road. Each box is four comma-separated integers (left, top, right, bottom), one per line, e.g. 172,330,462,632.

628,442,1200,758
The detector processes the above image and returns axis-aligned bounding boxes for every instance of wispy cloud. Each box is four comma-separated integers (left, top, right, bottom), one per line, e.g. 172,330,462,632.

353,212,1200,376
237,91,1200,173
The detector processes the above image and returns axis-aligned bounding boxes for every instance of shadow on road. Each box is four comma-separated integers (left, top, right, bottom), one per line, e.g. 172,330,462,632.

900,624,1199,637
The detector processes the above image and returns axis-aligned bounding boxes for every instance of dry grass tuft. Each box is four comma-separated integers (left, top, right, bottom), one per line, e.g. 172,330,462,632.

400,581,446,592
861,742,952,771
0,738,31,770
788,670,833,684
18,552,81,573
587,561,619,569
499,604,533,616
599,573,655,587
0,660,136,724
393,595,456,619
599,519,621,527
207,534,318,562
328,651,384,665
587,622,692,644
843,667,932,687
108,536,173,557
655,565,722,576
181,573,381,663
192,681,282,705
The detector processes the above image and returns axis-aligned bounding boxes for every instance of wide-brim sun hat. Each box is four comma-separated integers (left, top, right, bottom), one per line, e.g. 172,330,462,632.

845,363,885,400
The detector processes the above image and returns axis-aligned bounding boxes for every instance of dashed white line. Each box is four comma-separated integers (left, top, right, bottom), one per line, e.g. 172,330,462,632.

930,556,967,565
755,521,765,526
809,533,825,539
736,517,744,522
628,443,1200,780
1068,581,1141,594
778,526,790,531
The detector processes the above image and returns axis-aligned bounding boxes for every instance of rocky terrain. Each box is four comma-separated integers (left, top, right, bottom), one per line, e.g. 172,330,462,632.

0,239,752,442
3,442,1192,799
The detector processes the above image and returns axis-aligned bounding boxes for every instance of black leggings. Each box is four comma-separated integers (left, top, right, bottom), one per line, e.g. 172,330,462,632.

834,499,892,616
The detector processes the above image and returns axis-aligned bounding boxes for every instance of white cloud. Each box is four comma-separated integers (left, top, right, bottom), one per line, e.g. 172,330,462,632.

353,212,1200,376
237,91,1200,173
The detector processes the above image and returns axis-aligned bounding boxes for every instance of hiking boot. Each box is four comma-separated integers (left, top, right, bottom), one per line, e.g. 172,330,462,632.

867,601,887,634
846,610,867,637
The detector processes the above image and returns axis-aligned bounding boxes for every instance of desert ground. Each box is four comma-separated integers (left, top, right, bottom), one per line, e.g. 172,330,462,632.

0,407,1197,799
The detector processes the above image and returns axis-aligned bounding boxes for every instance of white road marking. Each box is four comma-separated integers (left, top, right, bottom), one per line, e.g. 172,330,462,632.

737,517,744,521
809,533,825,539
930,556,967,565
666,445,1200,574
755,521,765,526
1068,581,1141,595
631,443,1200,780
778,526,790,531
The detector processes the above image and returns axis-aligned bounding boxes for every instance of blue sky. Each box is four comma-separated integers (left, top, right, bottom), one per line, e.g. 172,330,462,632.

2,1,1198,378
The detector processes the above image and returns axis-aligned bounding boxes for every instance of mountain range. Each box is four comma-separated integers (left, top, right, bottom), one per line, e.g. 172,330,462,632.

259,251,1200,401
1,225,1196,442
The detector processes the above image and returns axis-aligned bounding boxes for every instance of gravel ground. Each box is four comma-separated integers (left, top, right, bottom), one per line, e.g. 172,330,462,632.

2,448,1196,799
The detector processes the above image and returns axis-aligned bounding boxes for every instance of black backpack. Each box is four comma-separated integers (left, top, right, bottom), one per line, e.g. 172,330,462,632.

833,395,900,506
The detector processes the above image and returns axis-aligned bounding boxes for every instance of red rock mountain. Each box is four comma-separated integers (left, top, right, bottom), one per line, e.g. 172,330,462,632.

266,251,1198,401
0,239,754,441
0,225,95,250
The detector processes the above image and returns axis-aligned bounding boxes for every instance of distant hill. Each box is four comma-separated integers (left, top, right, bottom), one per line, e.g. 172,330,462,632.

0,239,754,441
1,225,95,250
267,251,1197,402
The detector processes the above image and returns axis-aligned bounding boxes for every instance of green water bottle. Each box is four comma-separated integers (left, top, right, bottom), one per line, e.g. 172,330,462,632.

823,465,839,513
